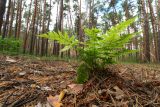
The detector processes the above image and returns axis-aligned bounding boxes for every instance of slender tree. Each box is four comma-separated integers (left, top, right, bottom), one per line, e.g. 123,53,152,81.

148,0,158,62
29,0,37,54
14,0,20,38
158,0,160,62
41,0,47,56
2,0,11,38
8,0,15,37
45,0,52,55
0,0,7,36
59,0,64,57
141,0,150,62
78,0,83,43
23,0,33,53
17,0,23,38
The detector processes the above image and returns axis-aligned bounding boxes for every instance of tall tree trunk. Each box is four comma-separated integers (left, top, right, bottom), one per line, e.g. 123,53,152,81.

35,1,41,55
2,0,11,38
122,0,132,59
14,1,20,38
17,0,23,38
158,0,160,62
78,0,83,43
58,0,63,32
35,4,40,55
36,2,43,55
23,0,33,53
68,0,73,31
41,0,47,56
0,0,7,35
132,24,139,61
8,0,15,37
45,0,52,56
148,0,158,62
89,0,92,28
89,0,95,28
141,0,150,62
29,0,37,54
53,0,59,55
59,0,64,57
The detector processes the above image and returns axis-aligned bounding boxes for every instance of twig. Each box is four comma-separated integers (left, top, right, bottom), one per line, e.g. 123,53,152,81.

2,90,16,107
9,90,40,107
144,94,158,106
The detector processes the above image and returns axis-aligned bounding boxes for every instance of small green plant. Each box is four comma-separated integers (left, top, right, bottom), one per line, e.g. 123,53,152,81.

0,36,22,54
38,17,138,83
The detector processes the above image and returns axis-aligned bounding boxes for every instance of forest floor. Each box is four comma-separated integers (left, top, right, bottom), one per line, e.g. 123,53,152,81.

0,55,160,107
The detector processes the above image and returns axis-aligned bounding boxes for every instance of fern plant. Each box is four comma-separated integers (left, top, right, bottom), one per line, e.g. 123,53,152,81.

38,17,138,83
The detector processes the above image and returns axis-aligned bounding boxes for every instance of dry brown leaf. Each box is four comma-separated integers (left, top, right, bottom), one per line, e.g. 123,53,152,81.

47,95,63,107
47,90,67,107
92,104,98,107
8,66,22,73
68,84,76,89
6,57,17,63
113,86,125,100
107,86,125,100
68,84,83,94
58,89,67,102
41,86,52,91
19,71,26,76
116,101,129,107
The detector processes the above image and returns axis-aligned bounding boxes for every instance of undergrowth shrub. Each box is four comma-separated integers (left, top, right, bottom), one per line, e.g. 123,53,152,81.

38,17,138,83
0,36,22,54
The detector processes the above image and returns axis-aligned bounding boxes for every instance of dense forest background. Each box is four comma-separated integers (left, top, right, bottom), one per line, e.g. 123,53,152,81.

0,0,160,63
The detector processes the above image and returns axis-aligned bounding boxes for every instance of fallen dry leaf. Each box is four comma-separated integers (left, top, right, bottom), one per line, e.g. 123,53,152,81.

6,56,17,63
35,102,51,107
92,104,98,107
47,95,63,107
8,66,22,73
107,86,125,100
113,86,125,100
58,89,67,102
68,84,83,94
68,84,76,89
47,90,67,107
41,86,52,91
19,71,26,76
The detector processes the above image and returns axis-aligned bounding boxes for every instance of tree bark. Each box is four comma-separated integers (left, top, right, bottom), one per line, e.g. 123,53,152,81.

17,0,23,38
0,0,7,35
78,0,83,43
29,0,37,54
8,0,15,37
141,0,150,62
2,0,11,38
14,0,20,38
23,0,33,53
41,0,47,56
45,0,52,56
53,0,59,55
148,0,158,62
158,0,160,62
59,0,64,57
